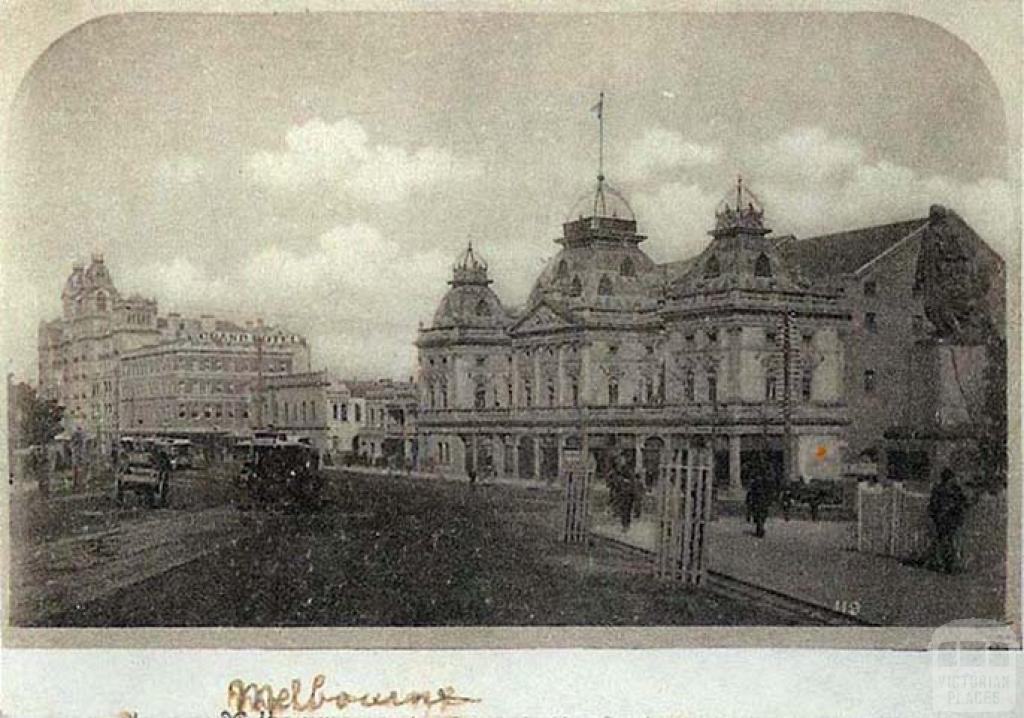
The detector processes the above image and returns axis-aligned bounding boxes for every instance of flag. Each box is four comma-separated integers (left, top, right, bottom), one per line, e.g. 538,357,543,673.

590,93,603,120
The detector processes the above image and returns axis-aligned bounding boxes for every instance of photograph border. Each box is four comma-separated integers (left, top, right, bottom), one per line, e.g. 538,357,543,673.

1,0,1019,652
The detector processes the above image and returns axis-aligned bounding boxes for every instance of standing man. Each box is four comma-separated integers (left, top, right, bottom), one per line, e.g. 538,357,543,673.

747,474,772,538
928,467,968,574
608,453,637,532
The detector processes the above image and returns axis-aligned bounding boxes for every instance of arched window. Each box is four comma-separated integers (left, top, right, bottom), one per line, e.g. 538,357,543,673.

608,377,619,405
765,374,778,401
474,383,487,410
569,275,583,296
523,379,533,407
547,381,556,405
620,257,636,277
704,255,721,278
598,274,613,296
754,253,772,278
684,370,695,402
801,369,813,401
556,260,569,278
707,369,718,403
475,299,490,317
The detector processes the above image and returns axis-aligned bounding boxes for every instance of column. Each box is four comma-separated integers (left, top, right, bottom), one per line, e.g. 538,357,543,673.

533,347,543,407
510,436,519,478
510,352,520,408
634,434,644,476
472,434,480,476
557,344,566,406
494,436,505,477
580,342,592,405
729,434,743,497
533,436,542,481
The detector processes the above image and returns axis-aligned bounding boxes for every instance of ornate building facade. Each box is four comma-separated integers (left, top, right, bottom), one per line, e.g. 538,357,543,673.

38,254,309,447
415,181,851,492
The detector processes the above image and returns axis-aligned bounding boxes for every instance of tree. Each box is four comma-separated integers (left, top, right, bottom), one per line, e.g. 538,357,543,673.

18,389,64,447
976,337,1007,490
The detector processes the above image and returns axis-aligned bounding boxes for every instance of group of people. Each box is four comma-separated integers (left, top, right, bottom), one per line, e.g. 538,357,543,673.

742,466,971,574
607,453,645,532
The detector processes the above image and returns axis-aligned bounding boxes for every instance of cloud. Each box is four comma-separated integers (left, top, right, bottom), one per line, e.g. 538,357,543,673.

749,127,1015,258
248,117,483,204
154,155,204,185
755,127,863,184
622,128,721,182
631,181,720,261
621,127,1015,264
122,222,453,378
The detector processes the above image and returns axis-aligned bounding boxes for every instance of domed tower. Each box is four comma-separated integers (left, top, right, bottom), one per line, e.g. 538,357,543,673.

417,243,512,421
62,261,86,318
82,253,120,314
430,243,508,329
528,172,657,312
676,178,800,294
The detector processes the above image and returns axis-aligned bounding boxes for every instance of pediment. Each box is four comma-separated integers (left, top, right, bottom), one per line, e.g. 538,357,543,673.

509,300,576,335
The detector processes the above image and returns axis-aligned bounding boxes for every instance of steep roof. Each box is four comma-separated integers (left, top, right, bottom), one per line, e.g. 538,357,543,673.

779,218,928,279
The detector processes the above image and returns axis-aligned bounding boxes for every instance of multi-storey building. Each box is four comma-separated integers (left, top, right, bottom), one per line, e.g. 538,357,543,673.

37,255,161,443
118,323,309,438
260,370,366,460
416,180,850,491
415,180,1004,491
38,255,309,448
353,380,417,466
780,204,1005,480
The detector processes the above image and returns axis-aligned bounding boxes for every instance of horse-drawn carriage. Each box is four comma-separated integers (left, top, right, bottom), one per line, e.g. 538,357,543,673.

234,434,324,510
114,440,171,508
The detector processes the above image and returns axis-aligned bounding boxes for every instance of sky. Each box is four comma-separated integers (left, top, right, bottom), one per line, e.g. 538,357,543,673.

2,11,1016,383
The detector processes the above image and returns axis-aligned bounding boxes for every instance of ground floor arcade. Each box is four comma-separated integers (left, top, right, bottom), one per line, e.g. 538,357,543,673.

415,426,836,497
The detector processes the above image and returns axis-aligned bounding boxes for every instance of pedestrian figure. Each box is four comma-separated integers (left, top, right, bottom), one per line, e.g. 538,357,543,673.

747,474,773,538
32,446,50,500
779,483,793,522
808,489,822,522
608,453,637,532
928,467,968,574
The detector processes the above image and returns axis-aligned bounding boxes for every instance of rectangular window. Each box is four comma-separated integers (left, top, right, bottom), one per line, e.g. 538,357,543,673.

801,373,812,401
863,280,877,296
865,313,877,333
864,369,876,393
707,373,717,403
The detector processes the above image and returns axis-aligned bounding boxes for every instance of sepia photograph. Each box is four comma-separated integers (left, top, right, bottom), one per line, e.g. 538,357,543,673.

1,8,1017,642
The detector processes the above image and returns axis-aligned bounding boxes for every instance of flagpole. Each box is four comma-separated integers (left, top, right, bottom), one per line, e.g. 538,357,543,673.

597,91,604,183
591,91,605,219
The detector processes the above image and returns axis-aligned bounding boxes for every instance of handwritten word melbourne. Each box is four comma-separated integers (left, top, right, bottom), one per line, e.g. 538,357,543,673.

227,675,481,715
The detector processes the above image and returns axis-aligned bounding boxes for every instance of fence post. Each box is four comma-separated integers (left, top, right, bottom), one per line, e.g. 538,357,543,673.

561,449,592,544
656,441,713,586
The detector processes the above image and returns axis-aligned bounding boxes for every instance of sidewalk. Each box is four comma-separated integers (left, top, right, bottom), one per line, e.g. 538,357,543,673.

592,514,1006,626
329,466,559,493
